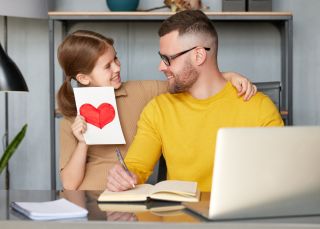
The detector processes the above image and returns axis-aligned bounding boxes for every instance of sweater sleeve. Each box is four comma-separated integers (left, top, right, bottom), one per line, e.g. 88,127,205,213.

59,118,78,170
124,99,163,184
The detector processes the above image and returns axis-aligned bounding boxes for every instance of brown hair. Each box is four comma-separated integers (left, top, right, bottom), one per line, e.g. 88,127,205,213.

56,30,114,117
158,10,218,58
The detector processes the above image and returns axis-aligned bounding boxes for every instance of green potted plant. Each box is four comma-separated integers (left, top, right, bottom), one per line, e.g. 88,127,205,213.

0,124,28,175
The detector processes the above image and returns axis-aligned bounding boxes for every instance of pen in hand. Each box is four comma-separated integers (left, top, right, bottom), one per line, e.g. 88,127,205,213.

115,147,135,189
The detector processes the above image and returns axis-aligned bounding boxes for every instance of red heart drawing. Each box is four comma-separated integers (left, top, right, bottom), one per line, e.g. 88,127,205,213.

80,103,115,129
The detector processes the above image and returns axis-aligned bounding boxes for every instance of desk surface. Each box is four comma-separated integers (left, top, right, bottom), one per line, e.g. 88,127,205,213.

1,190,320,229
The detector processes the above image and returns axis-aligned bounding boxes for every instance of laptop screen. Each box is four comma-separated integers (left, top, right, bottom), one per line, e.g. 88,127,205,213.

186,126,320,220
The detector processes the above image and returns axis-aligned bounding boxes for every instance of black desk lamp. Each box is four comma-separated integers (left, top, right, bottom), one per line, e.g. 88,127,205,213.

0,43,28,91
0,38,29,189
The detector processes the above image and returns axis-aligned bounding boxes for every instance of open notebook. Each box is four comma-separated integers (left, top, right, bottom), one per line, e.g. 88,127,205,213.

98,180,200,203
11,198,88,220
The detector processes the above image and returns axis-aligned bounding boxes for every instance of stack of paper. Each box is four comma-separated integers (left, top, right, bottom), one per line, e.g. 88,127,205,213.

11,198,88,220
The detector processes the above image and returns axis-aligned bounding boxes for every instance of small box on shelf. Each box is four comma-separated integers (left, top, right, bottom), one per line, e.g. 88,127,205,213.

248,0,272,11
222,0,246,12
222,0,272,12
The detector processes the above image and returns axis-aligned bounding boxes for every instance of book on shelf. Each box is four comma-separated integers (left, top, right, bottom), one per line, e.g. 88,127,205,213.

98,180,200,203
11,198,88,220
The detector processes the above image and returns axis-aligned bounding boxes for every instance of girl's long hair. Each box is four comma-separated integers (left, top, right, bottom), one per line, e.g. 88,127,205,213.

56,30,114,117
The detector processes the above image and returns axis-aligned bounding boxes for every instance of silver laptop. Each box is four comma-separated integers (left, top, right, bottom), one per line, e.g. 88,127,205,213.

184,126,320,220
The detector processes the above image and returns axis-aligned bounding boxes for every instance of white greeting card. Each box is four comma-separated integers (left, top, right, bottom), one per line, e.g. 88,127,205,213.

73,87,125,145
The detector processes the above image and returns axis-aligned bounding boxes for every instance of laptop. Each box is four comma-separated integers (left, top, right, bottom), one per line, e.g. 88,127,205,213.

184,126,320,220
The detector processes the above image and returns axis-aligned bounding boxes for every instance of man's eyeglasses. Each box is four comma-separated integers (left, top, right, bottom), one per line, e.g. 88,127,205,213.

158,46,210,66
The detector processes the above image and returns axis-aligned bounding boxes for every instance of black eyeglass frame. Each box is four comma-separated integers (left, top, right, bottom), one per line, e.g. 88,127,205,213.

158,46,210,66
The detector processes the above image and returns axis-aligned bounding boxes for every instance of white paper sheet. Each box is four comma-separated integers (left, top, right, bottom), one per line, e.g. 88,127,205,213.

11,198,88,220
73,87,126,145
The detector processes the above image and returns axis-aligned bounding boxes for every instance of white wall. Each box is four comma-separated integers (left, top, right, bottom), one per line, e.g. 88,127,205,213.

273,0,320,124
1,0,320,189
8,18,51,189
0,0,51,19
0,17,51,189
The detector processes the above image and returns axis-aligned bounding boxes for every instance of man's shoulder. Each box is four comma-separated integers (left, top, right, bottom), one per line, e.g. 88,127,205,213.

234,91,282,122
249,91,271,102
226,85,279,113
226,84,273,105
234,91,278,111
226,86,283,126
248,91,276,107
225,83,268,102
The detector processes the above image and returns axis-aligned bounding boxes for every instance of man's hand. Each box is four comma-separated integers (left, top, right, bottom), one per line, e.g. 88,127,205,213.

107,164,138,192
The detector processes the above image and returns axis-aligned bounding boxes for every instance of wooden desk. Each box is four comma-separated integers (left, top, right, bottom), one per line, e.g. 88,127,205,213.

0,190,200,222
2,190,320,228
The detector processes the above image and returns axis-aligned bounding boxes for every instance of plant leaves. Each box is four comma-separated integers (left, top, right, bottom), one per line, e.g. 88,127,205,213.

0,124,28,174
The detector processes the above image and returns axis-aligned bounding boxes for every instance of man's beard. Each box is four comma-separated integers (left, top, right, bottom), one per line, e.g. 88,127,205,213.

168,62,199,94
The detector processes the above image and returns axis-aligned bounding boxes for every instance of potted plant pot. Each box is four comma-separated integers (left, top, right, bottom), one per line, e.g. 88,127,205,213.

106,0,140,11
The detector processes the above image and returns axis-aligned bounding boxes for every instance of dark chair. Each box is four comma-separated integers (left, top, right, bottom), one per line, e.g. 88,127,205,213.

157,155,167,182
146,154,167,184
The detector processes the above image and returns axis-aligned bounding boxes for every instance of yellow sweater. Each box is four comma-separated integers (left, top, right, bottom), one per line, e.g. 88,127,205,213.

125,82,284,191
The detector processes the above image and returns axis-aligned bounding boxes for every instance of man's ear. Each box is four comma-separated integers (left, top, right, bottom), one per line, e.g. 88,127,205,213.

76,73,90,85
194,47,207,66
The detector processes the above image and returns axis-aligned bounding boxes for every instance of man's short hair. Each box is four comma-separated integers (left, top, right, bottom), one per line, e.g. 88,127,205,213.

158,10,218,57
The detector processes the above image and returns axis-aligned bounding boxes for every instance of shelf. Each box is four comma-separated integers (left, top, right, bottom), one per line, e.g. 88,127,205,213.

48,11,292,21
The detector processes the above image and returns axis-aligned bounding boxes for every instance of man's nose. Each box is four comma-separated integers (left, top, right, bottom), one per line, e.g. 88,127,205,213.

158,60,167,72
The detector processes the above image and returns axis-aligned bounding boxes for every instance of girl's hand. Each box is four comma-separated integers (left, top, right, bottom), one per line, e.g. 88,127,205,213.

71,115,87,143
224,72,258,101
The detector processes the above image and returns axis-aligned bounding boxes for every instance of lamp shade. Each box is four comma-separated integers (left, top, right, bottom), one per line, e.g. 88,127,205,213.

0,42,28,92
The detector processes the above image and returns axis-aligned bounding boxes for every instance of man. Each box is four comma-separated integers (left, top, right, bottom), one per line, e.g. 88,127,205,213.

106,10,283,192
